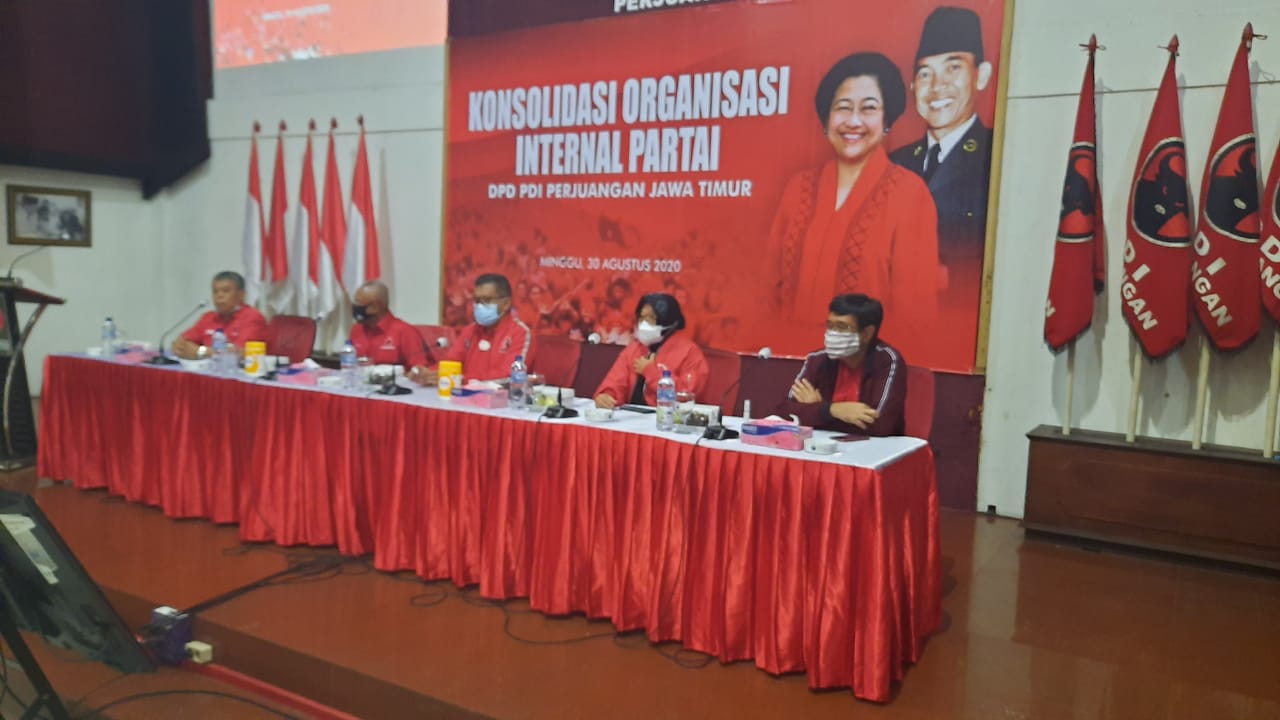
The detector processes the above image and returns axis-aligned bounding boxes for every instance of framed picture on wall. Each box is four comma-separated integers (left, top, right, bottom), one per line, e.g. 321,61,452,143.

5,185,92,248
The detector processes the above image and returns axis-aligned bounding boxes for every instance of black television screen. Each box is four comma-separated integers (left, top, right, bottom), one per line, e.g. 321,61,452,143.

0,489,153,675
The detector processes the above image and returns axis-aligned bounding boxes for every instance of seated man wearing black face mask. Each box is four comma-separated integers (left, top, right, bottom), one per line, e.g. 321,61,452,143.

774,293,907,436
349,280,435,385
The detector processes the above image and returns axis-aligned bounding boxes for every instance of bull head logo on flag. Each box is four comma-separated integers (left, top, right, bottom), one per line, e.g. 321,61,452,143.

1191,24,1263,351
1122,37,1193,359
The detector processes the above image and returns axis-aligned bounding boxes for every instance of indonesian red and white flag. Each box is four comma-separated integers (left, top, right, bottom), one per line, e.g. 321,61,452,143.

1263,134,1280,324
1123,38,1193,359
313,120,346,319
264,123,291,314
1192,24,1262,350
291,123,319,315
1045,38,1105,351
241,123,266,307
343,119,381,291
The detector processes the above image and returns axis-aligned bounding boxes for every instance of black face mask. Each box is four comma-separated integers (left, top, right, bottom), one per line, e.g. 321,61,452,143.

352,304,371,322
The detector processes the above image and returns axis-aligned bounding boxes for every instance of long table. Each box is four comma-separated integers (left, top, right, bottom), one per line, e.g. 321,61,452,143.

37,355,940,702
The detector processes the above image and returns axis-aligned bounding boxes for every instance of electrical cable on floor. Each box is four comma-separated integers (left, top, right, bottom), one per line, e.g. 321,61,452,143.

73,688,303,720
451,590,619,646
63,672,130,716
610,631,716,669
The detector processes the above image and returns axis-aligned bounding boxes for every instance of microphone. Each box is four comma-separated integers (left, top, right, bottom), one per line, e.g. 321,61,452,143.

4,246,49,284
757,347,772,359
146,302,208,365
435,336,450,349
542,386,579,419
587,333,601,345
376,376,413,396
701,376,743,441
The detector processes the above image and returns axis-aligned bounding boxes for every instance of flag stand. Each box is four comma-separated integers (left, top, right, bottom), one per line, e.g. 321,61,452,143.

1265,328,1280,459
1190,339,1211,451
1062,340,1075,436
1125,341,1142,442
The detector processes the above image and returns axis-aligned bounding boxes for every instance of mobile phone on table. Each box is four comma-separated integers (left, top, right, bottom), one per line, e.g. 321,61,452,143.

832,434,869,442
620,404,657,414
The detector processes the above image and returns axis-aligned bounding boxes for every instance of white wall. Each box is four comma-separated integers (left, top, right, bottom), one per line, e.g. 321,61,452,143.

0,166,166,391
0,45,446,393
979,0,1280,517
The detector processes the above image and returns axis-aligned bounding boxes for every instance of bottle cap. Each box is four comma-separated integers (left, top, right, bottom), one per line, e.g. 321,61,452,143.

515,355,524,361
662,369,671,377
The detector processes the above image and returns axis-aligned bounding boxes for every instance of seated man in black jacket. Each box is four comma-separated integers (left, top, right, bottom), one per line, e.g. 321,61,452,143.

774,293,907,436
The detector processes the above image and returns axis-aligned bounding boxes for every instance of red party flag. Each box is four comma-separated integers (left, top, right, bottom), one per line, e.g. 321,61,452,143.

1192,24,1263,350
1123,37,1193,359
1045,37,1105,351
1263,133,1280,325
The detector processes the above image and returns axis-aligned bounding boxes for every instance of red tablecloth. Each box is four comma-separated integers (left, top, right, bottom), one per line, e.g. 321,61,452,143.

38,356,940,702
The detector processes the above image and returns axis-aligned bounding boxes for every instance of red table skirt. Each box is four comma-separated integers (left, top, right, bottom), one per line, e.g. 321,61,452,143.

38,356,941,701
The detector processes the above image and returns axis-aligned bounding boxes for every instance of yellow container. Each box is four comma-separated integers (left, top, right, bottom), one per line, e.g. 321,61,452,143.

437,360,463,397
244,341,268,376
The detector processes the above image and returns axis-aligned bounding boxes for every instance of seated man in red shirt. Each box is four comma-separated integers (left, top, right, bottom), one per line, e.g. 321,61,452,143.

172,271,269,359
349,280,434,385
429,273,533,383
774,293,907,436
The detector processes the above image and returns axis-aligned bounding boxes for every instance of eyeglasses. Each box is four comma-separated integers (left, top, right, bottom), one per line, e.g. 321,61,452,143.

474,294,509,304
826,322,859,333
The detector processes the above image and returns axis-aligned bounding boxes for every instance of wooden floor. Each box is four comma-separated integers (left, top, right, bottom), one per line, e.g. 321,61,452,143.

5,471,1280,720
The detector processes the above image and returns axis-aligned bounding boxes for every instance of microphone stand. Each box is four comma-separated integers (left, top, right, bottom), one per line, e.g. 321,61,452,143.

146,302,208,365
2,246,49,285
701,376,743,441
542,387,578,419
376,376,413,396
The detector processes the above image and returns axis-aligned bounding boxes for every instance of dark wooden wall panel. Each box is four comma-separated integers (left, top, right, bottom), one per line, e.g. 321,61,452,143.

1025,425,1280,569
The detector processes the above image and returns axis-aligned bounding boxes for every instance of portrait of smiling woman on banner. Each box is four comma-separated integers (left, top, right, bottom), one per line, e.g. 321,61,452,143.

768,52,942,369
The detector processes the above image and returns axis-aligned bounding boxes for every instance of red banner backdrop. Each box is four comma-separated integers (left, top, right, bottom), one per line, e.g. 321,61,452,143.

444,0,1005,373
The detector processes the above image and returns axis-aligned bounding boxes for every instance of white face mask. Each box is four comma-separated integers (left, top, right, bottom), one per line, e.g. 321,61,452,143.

635,320,665,346
824,329,861,358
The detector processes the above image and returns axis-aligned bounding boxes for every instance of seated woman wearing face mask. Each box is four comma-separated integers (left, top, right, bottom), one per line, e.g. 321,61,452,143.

593,293,709,409
774,293,907,436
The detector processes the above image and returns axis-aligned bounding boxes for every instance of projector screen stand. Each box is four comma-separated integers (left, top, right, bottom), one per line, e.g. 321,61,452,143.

0,593,70,720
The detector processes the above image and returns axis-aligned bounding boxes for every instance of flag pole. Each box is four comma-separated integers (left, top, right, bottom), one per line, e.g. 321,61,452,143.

1190,337,1211,450
1063,340,1075,436
1126,340,1142,442
1265,327,1280,458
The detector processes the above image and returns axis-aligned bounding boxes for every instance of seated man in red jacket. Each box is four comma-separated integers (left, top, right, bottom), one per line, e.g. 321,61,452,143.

349,280,434,385
173,271,269,359
430,273,534,383
774,293,907,436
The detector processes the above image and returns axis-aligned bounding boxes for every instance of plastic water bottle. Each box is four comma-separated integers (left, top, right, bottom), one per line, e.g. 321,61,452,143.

339,339,359,390
100,317,117,357
656,369,676,431
509,355,527,409
211,329,228,374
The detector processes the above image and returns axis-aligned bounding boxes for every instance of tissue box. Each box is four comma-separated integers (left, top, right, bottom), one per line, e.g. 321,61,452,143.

451,386,509,408
276,367,319,386
740,419,812,451
117,349,158,364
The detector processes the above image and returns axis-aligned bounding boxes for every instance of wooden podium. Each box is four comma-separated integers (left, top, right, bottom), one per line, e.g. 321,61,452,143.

0,278,64,471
